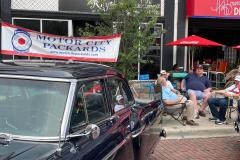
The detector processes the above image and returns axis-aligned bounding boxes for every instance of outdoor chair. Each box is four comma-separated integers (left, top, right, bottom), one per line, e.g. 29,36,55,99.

225,81,238,123
154,83,187,126
164,102,187,126
209,60,228,88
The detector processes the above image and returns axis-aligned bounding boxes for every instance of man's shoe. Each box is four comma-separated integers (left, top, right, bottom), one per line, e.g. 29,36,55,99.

182,116,187,121
186,120,199,126
199,110,206,117
194,114,199,119
209,117,217,121
215,119,225,125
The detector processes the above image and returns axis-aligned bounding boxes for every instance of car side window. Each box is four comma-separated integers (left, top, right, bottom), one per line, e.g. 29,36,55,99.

107,78,134,112
83,80,109,122
70,79,109,132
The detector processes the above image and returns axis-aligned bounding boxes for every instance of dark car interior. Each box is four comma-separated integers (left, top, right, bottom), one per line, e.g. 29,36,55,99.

84,93,107,122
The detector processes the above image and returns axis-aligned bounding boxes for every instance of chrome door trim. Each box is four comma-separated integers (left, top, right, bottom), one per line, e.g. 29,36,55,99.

102,134,132,160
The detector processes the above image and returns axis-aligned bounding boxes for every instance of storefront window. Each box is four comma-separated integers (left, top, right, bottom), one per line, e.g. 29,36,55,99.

12,18,71,36
42,20,68,36
13,19,40,32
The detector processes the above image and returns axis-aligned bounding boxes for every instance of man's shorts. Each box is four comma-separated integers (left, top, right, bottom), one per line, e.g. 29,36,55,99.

187,89,206,100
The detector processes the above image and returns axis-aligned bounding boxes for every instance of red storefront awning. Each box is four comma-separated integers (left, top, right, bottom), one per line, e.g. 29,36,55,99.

187,0,240,18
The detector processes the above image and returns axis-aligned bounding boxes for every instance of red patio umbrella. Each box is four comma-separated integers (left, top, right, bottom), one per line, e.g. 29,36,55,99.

165,35,224,70
165,35,223,46
233,45,240,49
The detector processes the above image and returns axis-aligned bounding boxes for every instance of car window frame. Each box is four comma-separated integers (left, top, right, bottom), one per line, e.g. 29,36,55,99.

69,77,111,133
106,76,135,113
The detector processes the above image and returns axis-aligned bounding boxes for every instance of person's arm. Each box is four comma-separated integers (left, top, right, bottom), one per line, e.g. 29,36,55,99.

204,88,212,93
222,85,237,97
213,89,225,95
223,91,239,98
171,88,180,94
204,77,212,92
167,80,174,90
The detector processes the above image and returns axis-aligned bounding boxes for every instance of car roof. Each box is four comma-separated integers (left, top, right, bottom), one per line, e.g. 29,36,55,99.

0,60,121,79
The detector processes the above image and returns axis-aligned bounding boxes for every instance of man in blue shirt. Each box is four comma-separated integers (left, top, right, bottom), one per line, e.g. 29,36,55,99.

158,77,198,126
185,64,212,119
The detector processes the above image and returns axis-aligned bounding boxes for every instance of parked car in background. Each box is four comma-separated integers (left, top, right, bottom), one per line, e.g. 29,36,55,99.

0,60,164,160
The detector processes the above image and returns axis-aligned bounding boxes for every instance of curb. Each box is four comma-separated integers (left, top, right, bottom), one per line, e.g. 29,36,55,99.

149,126,239,139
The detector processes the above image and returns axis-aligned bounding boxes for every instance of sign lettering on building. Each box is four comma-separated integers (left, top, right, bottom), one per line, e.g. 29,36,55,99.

187,0,240,18
87,0,114,12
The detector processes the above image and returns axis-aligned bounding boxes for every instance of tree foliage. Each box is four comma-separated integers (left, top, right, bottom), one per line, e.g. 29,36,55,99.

79,0,161,79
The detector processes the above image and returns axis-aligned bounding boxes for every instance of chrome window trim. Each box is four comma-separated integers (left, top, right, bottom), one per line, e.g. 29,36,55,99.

0,74,76,82
61,82,77,137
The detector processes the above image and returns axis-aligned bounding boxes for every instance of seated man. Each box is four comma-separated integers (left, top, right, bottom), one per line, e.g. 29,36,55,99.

184,64,212,119
114,95,125,112
208,75,240,125
158,77,198,126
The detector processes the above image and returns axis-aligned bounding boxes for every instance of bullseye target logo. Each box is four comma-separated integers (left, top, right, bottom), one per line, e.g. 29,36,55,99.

11,29,32,53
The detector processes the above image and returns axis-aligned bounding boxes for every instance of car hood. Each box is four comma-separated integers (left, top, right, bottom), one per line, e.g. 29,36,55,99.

0,140,58,160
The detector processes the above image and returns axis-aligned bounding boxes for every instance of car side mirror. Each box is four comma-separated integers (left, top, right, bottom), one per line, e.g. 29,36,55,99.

85,124,100,139
67,124,100,140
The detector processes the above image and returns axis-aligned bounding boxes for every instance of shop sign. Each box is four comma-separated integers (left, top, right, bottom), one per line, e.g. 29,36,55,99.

187,0,240,18
88,0,114,12
1,23,121,62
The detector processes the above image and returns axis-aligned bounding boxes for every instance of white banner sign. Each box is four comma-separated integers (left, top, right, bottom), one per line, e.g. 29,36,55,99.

1,23,121,62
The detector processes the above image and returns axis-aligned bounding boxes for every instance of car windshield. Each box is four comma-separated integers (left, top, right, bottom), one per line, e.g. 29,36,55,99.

0,78,70,138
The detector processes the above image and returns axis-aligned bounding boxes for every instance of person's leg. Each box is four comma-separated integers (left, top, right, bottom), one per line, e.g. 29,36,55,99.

187,89,199,118
201,91,211,112
238,100,240,112
183,100,198,125
191,90,206,117
207,97,221,120
238,100,240,122
218,98,229,122
185,100,194,121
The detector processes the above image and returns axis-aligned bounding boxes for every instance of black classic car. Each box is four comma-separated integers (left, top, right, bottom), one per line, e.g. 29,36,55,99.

0,60,164,160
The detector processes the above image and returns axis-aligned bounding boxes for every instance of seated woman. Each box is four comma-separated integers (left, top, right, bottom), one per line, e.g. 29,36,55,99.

158,77,198,126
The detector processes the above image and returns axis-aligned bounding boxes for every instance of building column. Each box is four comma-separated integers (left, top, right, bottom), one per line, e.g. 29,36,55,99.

1,0,11,23
163,0,187,70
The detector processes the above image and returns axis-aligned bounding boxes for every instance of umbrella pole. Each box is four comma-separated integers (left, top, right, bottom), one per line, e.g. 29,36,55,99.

192,50,194,69
188,48,190,71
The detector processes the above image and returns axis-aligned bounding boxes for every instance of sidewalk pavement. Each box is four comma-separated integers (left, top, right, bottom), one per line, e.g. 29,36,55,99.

150,109,239,139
